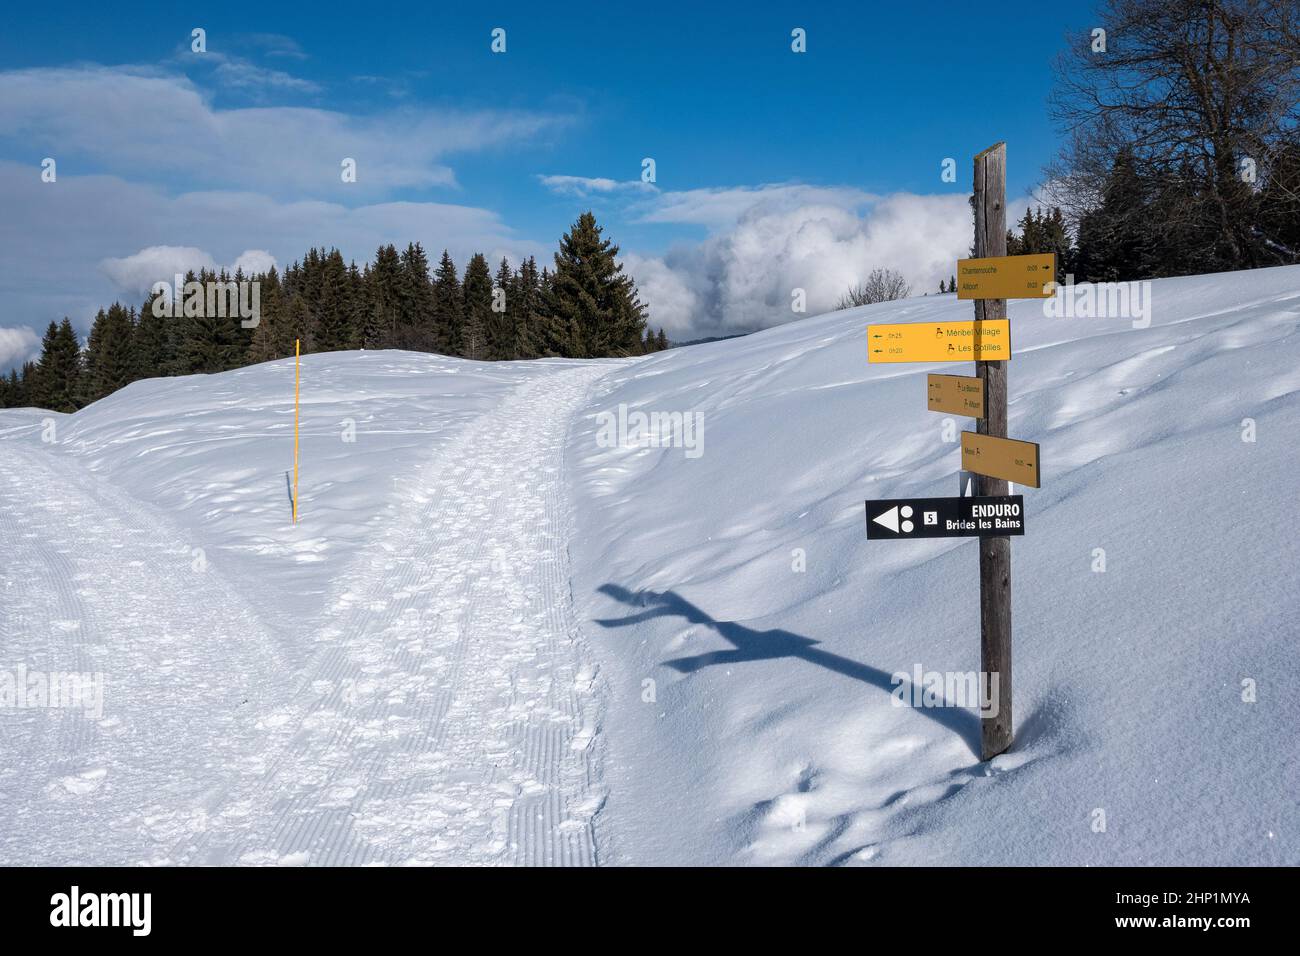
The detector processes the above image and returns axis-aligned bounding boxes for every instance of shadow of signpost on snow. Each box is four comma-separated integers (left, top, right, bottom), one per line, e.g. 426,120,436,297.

594,583,981,758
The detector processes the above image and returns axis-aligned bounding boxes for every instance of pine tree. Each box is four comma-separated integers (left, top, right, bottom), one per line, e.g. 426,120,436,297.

298,250,324,350
512,256,542,359
431,250,461,354
486,257,516,360
176,268,245,373
160,270,198,375
134,291,173,381
1075,149,1160,282
31,318,83,413
543,212,647,358
346,260,366,349
285,293,312,355
1,367,26,409
655,328,668,351
1006,208,1073,283
1006,208,1039,257
82,302,136,404
357,263,377,348
228,266,257,363
22,361,35,401
314,250,352,352
533,266,575,356
460,253,493,361
15,362,35,407
82,308,108,402
1041,208,1073,283
397,243,436,351
367,245,403,349
247,269,293,364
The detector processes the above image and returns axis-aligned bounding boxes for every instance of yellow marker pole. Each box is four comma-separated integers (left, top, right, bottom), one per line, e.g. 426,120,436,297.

293,339,300,524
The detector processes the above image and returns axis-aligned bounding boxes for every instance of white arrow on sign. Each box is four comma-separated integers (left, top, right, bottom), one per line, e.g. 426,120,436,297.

872,505,899,533
873,504,925,535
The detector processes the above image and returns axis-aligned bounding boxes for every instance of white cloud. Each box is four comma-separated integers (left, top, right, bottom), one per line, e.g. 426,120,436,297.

231,249,278,276
0,66,570,197
633,183,877,230
545,178,969,339
0,62,569,352
204,54,321,94
0,63,1014,349
98,245,281,295
240,34,310,61
625,190,975,338
0,161,545,338
621,254,701,336
99,246,218,293
538,174,657,198
0,326,40,370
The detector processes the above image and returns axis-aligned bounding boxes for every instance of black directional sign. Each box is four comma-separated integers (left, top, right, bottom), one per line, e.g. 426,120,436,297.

865,495,1025,540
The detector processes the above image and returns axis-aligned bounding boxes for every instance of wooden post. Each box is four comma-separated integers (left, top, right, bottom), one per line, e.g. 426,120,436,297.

972,143,1012,760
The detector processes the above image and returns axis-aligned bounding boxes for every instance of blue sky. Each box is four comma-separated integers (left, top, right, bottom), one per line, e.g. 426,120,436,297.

0,0,1098,368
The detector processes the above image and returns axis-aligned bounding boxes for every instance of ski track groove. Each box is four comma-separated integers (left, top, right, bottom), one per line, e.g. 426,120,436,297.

167,364,608,866
0,441,292,864
1,362,610,866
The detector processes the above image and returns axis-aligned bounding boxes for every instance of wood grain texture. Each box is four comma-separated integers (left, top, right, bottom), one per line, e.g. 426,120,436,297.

972,143,1013,760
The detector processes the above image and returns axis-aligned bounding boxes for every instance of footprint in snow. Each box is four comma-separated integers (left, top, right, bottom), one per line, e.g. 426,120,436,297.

51,767,107,796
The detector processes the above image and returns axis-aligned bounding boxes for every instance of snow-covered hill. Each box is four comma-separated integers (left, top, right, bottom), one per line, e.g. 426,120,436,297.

2,265,1297,865
569,264,1300,865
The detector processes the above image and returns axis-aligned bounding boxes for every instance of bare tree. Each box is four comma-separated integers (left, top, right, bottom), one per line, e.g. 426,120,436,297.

836,268,911,309
1048,0,1300,269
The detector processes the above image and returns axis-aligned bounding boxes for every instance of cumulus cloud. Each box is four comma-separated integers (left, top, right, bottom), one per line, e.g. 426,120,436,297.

621,253,701,334
624,189,976,339
99,246,218,293
231,249,277,275
0,326,40,370
98,245,280,295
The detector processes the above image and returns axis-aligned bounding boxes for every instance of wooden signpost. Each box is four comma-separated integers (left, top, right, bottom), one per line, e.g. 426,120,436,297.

862,142,1044,761
970,142,1013,760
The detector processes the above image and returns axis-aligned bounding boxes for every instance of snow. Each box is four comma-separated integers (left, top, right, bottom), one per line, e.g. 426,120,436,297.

2,265,1298,865
0,353,612,864
567,265,1300,865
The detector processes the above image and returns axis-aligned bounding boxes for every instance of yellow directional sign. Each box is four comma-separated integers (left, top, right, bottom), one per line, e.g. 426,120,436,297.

957,253,1055,300
928,373,985,417
867,319,1011,363
961,431,1041,488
